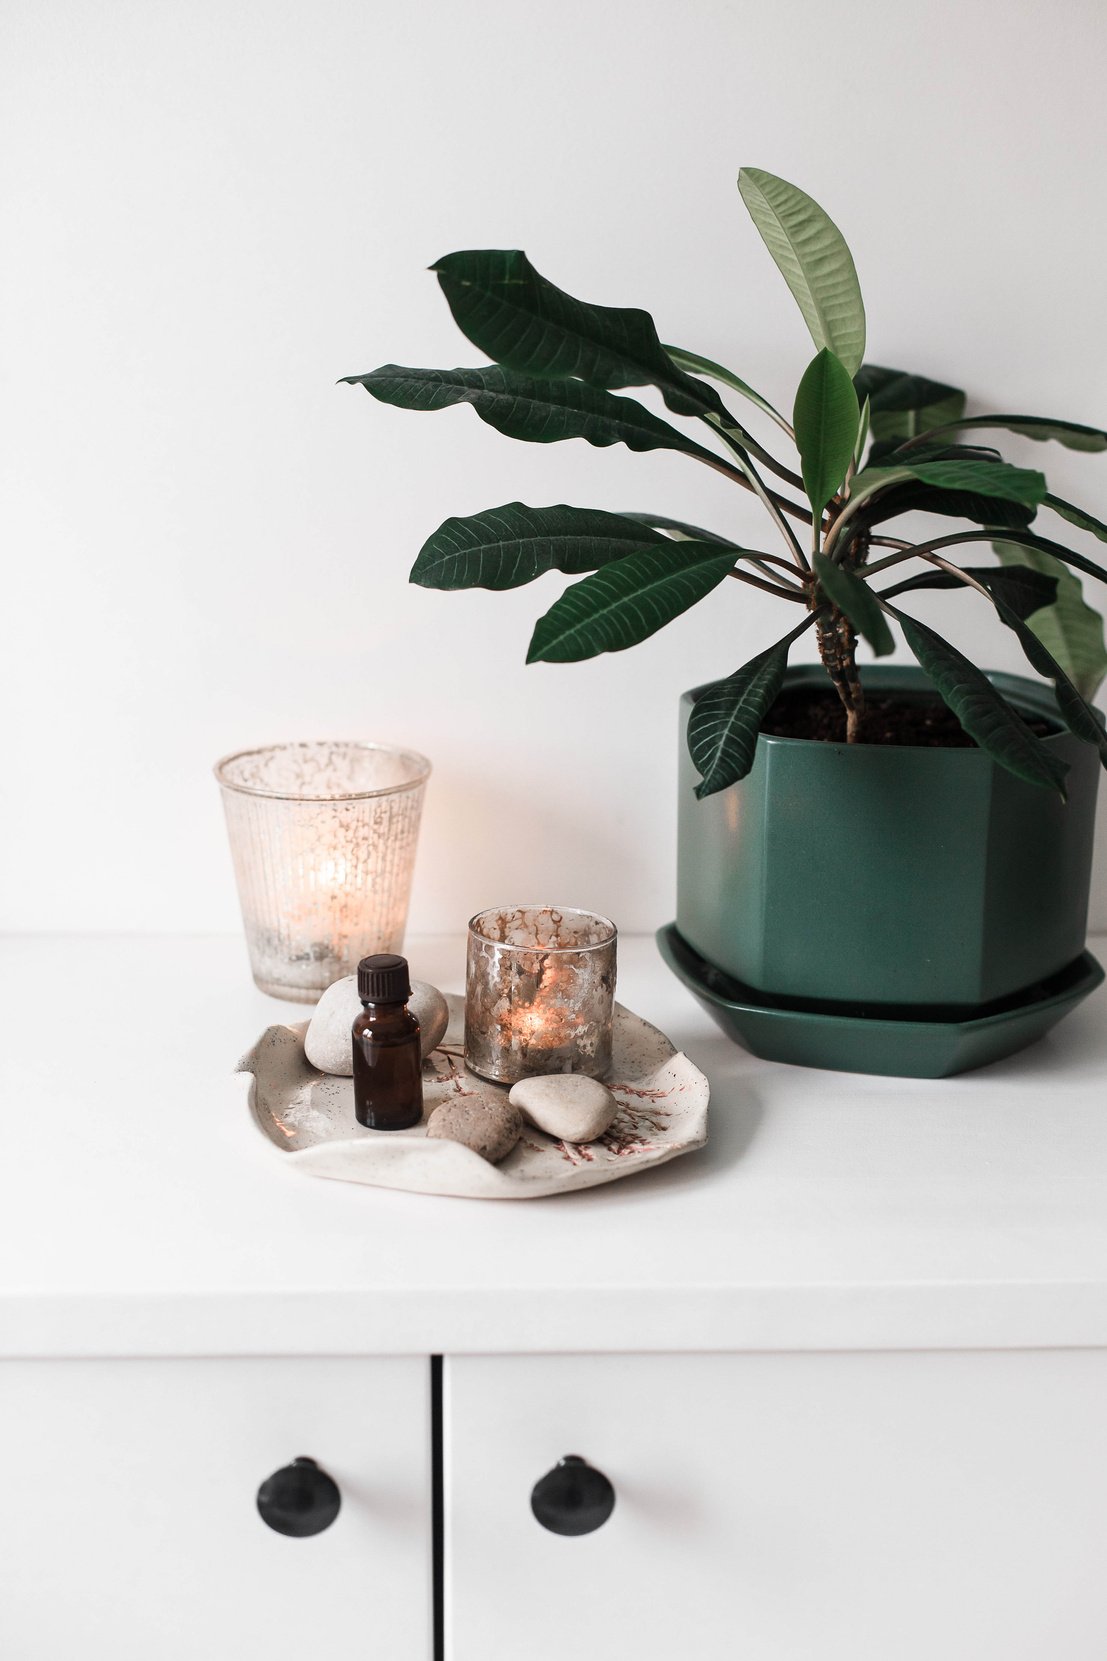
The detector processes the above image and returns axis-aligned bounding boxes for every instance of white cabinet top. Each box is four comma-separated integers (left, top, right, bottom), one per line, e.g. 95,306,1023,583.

2,934,1105,1359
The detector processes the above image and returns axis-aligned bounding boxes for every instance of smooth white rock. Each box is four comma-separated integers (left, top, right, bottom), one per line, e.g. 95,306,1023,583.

508,1074,619,1143
304,976,449,1076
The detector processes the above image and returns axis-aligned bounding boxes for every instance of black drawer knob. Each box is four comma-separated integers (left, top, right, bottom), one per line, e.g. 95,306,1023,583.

530,1455,615,1536
256,1456,341,1537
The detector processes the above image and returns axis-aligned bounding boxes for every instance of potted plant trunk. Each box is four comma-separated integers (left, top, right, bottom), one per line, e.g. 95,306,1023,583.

346,167,1107,1076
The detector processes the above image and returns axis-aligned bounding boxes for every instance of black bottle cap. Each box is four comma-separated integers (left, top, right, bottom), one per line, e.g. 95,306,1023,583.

357,954,411,1004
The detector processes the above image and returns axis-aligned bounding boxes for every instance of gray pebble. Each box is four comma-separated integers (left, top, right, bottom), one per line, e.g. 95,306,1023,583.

305,974,450,1076
509,1073,618,1143
426,1098,522,1163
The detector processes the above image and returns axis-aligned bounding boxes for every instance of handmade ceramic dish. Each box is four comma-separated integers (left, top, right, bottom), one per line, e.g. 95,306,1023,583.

237,993,709,1199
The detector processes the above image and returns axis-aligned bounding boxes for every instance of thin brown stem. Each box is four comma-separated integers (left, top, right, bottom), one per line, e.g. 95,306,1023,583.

692,439,813,527
727,568,808,602
862,526,1096,581
706,422,811,567
920,553,992,598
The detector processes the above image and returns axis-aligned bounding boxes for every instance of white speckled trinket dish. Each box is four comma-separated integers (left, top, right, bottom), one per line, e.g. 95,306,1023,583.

236,994,709,1199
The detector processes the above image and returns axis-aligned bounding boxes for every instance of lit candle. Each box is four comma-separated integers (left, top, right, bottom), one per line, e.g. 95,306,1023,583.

465,906,617,1085
215,740,431,1002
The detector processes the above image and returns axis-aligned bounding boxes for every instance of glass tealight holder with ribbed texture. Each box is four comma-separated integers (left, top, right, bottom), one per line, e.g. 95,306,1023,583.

215,741,430,1002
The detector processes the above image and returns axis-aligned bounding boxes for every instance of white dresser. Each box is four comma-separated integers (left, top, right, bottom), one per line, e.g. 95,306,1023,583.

2,934,1106,1659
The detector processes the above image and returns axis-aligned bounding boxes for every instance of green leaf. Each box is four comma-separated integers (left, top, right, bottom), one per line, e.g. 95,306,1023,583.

793,348,860,515
663,345,790,430
411,503,669,591
686,619,814,798
431,250,727,421
967,529,1107,589
988,587,1107,764
863,477,1035,533
859,442,1035,529
620,512,739,547
344,365,717,461
995,541,1107,702
879,564,1059,619
738,167,866,375
813,554,894,656
526,543,736,664
1044,494,1107,545
910,414,1107,453
853,364,965,444
852,395,871,469
853,458,1048,508
885,605,1069,795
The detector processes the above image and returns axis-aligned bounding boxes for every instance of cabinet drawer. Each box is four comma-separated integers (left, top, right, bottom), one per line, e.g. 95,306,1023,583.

445,1350,1107,1661
0,1356,430,1660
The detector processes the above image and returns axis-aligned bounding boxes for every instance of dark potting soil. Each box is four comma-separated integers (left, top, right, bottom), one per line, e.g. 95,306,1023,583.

761,687,1058,748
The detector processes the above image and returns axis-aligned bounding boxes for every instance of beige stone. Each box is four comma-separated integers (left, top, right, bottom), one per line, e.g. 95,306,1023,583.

425,1098,522,1164
509,1073,619,1143
305,975,449,1076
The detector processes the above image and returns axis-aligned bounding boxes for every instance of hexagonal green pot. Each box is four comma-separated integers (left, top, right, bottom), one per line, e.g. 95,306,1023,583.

676,666,1100,1013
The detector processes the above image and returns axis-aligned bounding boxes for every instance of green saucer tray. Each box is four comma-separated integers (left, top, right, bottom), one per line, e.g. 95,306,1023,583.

657,923,1104,1079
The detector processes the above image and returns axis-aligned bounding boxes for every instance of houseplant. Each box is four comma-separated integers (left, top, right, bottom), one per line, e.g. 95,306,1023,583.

345,168,1107,1074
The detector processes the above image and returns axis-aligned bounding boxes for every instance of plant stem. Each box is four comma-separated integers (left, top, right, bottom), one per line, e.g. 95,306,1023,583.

728,568,808,602
919,554,992,598
707,421,811,568
814,606,864,739
694,450,811,526
860,528,1035,582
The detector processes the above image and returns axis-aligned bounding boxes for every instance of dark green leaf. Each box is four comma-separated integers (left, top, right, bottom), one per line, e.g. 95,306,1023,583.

526,543,736,664
854,364,965,414
989,593,1107,766
969,529,1107,588
864,480,1035,533
813,554,894,656
620,512,739,547
738,168,866,374
867,440,1003,468
995,541,1107,701
909,414,1107,453
687,618,814,798
885,605,1069,794
853,363,965,444
344,365,717,460
431,250,727,421
411,503,669,591
854,458,1048,508
663,345,789,429
879,564,1059,619
794,348,860,514
1044,494,1107,545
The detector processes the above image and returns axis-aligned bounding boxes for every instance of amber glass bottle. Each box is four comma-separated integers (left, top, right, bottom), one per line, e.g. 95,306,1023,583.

352,954,424,1131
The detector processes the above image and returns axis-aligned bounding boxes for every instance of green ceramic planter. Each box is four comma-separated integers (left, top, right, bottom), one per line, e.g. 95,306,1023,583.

676,666,1100,1013
657,922,1104,1078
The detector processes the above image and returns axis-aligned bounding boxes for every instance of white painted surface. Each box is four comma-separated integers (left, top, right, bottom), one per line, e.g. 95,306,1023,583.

0,1356,431,1660
2,933,1107,1357
445,1351,1107,1661
2,0,1106,937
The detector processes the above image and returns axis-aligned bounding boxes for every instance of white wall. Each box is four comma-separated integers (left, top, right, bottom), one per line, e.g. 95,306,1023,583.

3,0,1106,936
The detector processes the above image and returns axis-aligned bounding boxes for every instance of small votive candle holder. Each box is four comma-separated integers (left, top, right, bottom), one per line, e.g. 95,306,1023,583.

215,740,430,1003
465,906,617,1085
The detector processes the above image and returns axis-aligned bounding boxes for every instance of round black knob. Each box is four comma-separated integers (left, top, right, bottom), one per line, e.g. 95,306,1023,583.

256,1456,341,1537
530,1455,615,1536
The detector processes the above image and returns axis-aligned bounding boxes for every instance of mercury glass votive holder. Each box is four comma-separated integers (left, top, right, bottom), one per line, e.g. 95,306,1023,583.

465,906,618,1085
215,741,431,1003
